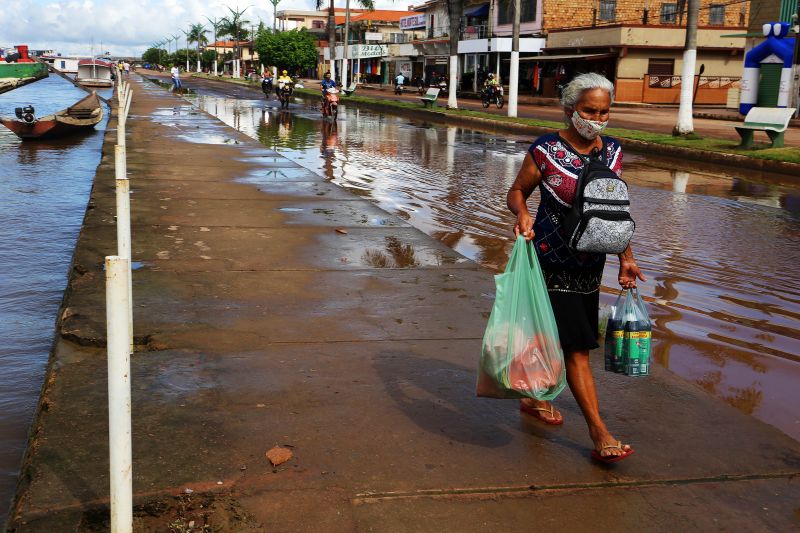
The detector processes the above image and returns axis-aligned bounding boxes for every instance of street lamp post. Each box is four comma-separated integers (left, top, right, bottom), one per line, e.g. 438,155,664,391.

205,16,221,76
181,29,190,72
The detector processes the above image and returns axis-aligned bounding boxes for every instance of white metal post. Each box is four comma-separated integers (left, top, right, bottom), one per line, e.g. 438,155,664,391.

114,144,133,349
105,255,133,533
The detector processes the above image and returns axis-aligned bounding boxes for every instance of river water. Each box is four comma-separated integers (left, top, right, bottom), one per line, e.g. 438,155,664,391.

178,80,800,443
0,76,110,522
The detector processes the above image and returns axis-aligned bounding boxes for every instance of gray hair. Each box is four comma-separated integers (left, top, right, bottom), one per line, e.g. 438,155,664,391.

560,73,615,108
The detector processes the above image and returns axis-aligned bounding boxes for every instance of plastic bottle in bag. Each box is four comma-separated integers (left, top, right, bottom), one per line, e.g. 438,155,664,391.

623,289,651,376
603,291,628,373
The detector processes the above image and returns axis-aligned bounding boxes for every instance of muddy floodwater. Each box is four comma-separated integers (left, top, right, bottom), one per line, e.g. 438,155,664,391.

0,76,110,521
177,81,800,443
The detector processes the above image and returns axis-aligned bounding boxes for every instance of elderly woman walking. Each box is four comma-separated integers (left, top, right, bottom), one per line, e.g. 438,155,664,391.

506,73,646,463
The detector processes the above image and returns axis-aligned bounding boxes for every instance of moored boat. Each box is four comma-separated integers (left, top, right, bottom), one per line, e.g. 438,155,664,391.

75,59,113,87
0,91,104,139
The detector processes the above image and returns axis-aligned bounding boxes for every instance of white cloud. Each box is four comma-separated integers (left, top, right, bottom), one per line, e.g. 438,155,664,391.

0,0,402,57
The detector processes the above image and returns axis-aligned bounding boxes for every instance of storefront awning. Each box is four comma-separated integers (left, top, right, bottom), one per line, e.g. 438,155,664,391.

513,53,616,62
464,3,489,17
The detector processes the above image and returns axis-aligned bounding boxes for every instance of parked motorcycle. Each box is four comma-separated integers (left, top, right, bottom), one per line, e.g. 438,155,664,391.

278,81,293,109
481,85,504,109
322,87,340,119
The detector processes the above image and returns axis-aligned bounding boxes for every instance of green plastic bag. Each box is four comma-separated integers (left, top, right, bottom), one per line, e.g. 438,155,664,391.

476,236,566,400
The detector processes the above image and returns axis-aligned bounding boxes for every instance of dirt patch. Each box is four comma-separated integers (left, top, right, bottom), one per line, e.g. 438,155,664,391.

75,492,260,532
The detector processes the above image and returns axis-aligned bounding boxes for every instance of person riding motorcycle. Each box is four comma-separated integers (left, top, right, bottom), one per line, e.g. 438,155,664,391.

261,71,273,96
320,71,337,96
483,73,499,93
320,72,337,112
276,70,293,97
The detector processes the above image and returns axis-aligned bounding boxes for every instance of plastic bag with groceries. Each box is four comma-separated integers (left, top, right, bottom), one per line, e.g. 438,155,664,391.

476,236,566,400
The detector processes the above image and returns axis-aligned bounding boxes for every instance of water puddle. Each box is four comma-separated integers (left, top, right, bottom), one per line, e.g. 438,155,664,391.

182,84,800,441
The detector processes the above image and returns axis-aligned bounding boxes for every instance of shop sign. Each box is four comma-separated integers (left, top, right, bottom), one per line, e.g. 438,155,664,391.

397,61,412,77
365,32,383,41
351,44,388,58
400,14,426,30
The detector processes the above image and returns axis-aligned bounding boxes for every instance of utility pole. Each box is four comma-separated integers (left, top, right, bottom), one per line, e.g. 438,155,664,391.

508,0,521,117
181,29,190,72
673,0,698,136
269,0,281,32
343,0,351,87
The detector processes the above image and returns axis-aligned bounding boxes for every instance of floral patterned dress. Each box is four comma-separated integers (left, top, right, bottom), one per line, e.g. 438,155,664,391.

527,133,624,351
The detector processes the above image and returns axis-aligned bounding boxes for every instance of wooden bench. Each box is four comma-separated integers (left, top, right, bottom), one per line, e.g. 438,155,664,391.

735,107,796,148
419,88,440,107
342,83,357,96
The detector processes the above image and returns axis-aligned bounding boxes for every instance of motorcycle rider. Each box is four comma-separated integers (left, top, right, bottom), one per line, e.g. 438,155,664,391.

320,71,337,112
261,70,273,97
276,69,293,98
395,72,405,89
483,73,499,95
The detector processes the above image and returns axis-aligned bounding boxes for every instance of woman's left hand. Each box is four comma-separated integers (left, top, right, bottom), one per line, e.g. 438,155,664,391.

619,261,646,289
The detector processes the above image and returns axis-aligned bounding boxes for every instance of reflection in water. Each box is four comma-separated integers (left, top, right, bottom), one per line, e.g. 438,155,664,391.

186,90,800,441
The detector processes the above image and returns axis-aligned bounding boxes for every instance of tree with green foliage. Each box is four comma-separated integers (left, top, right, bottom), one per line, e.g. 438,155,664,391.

254,28,317,75
142,47,164,65
188,23,208,72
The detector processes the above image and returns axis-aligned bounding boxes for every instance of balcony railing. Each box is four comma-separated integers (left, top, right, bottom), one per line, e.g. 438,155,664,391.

646,75,741,89
460,24,488,40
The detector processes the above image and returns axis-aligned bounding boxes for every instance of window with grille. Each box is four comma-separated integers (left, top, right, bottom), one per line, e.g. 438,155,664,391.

497,0,536,25
600,0,616,21
312,20,324,29
709,4,725,25
660,3,678,24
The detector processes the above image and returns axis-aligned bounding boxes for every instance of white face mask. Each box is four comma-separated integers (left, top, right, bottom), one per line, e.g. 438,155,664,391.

571,110,608,140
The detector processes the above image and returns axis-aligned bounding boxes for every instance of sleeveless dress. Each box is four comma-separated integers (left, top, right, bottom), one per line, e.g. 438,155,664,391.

527,133,624,352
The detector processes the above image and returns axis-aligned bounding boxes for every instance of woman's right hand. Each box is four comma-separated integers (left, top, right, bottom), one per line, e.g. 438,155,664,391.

514,212,534,241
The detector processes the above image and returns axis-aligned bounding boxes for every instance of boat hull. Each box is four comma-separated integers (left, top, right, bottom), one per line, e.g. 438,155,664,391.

0,92,104,140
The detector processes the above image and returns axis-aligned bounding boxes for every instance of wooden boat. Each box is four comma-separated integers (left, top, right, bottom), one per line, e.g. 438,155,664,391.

0,91,103,139
75,58,114,87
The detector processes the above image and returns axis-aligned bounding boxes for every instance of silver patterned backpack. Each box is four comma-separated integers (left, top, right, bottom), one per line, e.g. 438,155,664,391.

561,138,635,254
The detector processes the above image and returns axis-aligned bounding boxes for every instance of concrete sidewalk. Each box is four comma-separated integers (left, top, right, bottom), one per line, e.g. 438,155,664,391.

7,74,800,531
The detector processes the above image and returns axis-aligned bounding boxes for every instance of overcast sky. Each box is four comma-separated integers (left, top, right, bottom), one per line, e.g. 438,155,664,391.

1,0,404,57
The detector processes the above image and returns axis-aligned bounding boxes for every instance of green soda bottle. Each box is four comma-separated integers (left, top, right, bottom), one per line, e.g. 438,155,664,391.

624,318,651,376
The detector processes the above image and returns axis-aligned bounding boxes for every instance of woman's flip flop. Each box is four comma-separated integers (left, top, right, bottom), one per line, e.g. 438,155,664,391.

591,441,634,464
519,402,564,426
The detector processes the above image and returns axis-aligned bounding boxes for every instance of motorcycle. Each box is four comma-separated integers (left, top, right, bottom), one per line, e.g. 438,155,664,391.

261,78,273,98
394,83,403,95
322,87,339,119
277,81,293,109
481,85,504,109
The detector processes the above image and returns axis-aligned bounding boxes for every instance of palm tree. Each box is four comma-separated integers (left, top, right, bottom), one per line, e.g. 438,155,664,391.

447,0,464,108
188,23,208,73
341,0,375,87
205,16,223,76
220,6,251,78
315,0,337,80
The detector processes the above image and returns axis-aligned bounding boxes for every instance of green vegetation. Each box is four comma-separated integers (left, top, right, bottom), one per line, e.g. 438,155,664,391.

254,29,317,74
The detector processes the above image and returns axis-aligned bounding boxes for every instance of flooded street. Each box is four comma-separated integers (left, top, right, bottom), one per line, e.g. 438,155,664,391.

0,76,110,520
179,79,800,441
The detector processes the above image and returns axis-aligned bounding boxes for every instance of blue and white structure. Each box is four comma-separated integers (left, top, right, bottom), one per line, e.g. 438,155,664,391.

740,22,795,115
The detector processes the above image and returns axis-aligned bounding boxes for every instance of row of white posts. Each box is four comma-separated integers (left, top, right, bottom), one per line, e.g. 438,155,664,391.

108,78,134,533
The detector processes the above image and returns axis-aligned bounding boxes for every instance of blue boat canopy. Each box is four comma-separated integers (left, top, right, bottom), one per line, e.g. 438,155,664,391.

464,3,489,18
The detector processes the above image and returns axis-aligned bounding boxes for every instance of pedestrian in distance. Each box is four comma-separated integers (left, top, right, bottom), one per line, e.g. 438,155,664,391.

170,65,181,91
506,73,646,463
123,61,130,77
